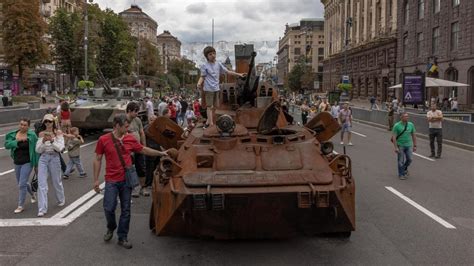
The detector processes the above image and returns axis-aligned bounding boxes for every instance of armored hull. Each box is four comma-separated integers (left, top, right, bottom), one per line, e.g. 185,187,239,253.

147,45,355,239
70,87,145,131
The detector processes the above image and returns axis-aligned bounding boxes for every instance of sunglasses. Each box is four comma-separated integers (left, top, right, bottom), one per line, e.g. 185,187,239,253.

44,120,53,123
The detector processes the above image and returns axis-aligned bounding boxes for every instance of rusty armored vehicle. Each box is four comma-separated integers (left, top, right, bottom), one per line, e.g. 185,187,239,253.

70,71,146,133
147,45,355,239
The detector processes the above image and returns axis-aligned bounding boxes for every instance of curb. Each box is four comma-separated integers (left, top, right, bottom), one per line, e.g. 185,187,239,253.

353,119,474,151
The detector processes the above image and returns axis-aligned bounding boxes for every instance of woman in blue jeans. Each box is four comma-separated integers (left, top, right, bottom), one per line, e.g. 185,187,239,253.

35,114,65,217
5,118,39,213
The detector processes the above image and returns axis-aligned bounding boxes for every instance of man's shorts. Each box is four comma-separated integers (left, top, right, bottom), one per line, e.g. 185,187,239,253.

204,91,219,108
342,123,352,132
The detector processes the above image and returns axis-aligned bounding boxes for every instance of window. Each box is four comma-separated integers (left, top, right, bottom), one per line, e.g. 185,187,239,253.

433,0,440,13
432,27,440,54
404,1,409,25
418,0,424,19
318,47,324,55
388,0,392,16
451,22,459,51
294,48,301,55
453,0,460,7
417,33,424,57
403,36,408,60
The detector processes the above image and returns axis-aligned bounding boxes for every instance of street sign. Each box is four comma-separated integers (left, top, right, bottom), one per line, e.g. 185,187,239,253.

402,73,425,104
342,75,349,84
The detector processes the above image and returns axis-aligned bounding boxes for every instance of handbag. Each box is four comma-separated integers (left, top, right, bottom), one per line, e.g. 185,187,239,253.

111,133,140,188
31,172,38,193
391,122,408,143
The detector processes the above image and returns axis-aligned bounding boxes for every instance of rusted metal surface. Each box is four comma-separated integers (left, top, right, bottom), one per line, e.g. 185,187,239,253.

149,46,355,239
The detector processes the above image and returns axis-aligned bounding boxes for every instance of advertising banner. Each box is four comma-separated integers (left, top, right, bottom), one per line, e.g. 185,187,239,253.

403,74,425,104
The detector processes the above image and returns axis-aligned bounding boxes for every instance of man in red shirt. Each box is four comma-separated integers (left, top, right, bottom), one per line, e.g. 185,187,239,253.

93,114,167,249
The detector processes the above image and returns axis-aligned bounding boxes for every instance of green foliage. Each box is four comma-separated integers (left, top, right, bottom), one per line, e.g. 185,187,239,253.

337,83,353,91
168,58,199,86
2,0,49,86
138,38,160,76
49,9,83,84
166,74,180,90
98,9,136,79
78,80,94,89
287,62,305,92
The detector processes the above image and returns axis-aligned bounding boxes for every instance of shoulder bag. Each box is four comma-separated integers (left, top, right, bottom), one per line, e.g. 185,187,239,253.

391,123,408,143
111,133,140,188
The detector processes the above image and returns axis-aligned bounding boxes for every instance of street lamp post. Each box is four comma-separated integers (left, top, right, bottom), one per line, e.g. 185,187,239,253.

341,17,352,101
84,0,93,82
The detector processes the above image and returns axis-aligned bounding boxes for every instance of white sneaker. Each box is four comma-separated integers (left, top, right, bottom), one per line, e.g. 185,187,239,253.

340,141,344,145
58,201,66,207
37,212,47,217
31,192,37,203
14,207,24,214
348,142,353,146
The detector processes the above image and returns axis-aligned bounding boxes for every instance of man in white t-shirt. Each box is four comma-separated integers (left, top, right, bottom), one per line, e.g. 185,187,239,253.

144,96,155,120
451,97,459,112
427,104,443,158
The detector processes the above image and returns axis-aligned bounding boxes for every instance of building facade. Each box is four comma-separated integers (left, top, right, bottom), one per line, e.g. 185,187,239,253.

119,5,158,46
277,19,325,91
321,0,398,101
41,0,83,19
156,30,181,73
396,0,474,108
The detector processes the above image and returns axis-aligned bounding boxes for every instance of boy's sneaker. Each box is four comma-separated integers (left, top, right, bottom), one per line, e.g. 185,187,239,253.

348,142,353,146
58,201,66,207
31,192,37,203
399,175,406,180
131,187,140,198
104,229,114,242
79,173,88,178
14,207,24,214
117,239,133,249
140,187,151,197
37,212,47,217
63,175,69,179
340,141,344,145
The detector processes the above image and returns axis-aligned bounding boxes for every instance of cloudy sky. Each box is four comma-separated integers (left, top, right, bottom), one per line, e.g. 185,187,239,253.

93,0,325,43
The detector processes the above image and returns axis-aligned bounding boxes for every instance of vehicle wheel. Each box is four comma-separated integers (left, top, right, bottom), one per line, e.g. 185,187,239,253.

149,202,156,232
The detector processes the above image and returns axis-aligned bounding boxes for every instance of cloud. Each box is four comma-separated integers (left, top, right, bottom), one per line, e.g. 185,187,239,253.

186,3,207,14
93,0,324,43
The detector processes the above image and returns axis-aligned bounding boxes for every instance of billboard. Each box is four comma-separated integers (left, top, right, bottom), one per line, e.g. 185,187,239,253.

402,74,425,105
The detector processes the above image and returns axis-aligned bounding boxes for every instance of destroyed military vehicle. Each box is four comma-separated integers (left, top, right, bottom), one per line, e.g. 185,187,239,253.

146,45,355,239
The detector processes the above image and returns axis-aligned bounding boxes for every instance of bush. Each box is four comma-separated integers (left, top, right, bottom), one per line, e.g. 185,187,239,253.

337,83,353,91
78,80,94,89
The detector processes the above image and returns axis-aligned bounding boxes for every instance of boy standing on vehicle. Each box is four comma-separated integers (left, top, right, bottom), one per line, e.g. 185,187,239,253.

197,46,246,128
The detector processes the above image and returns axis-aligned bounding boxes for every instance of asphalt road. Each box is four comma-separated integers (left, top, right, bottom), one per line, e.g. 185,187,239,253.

0,119,472,265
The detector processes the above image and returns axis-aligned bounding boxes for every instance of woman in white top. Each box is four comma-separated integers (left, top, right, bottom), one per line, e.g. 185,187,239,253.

35,114,65,217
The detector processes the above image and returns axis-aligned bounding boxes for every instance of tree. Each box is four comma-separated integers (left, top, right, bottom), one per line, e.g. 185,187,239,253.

49,9,83,92
2,0,49,90
168,58,199,87
98,9,136,79
137,38,160,77
287,60,305,92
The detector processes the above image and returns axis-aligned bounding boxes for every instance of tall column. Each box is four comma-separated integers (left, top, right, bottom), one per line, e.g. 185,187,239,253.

381,0,386,33
391,0,397,33
363,0,368,42
371,0,376,39
356,1,360,44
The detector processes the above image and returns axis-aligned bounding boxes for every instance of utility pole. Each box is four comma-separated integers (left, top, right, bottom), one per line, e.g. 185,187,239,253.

343,17,352,81
84,0,92,81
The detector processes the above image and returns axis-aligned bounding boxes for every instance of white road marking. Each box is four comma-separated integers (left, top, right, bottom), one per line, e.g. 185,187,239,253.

0,182,105,227
0,140,98,176
413,152,435,162
0,147,5,150
385,186,456,229
0,169,14,176
351,131,367,138
0,134,5,137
